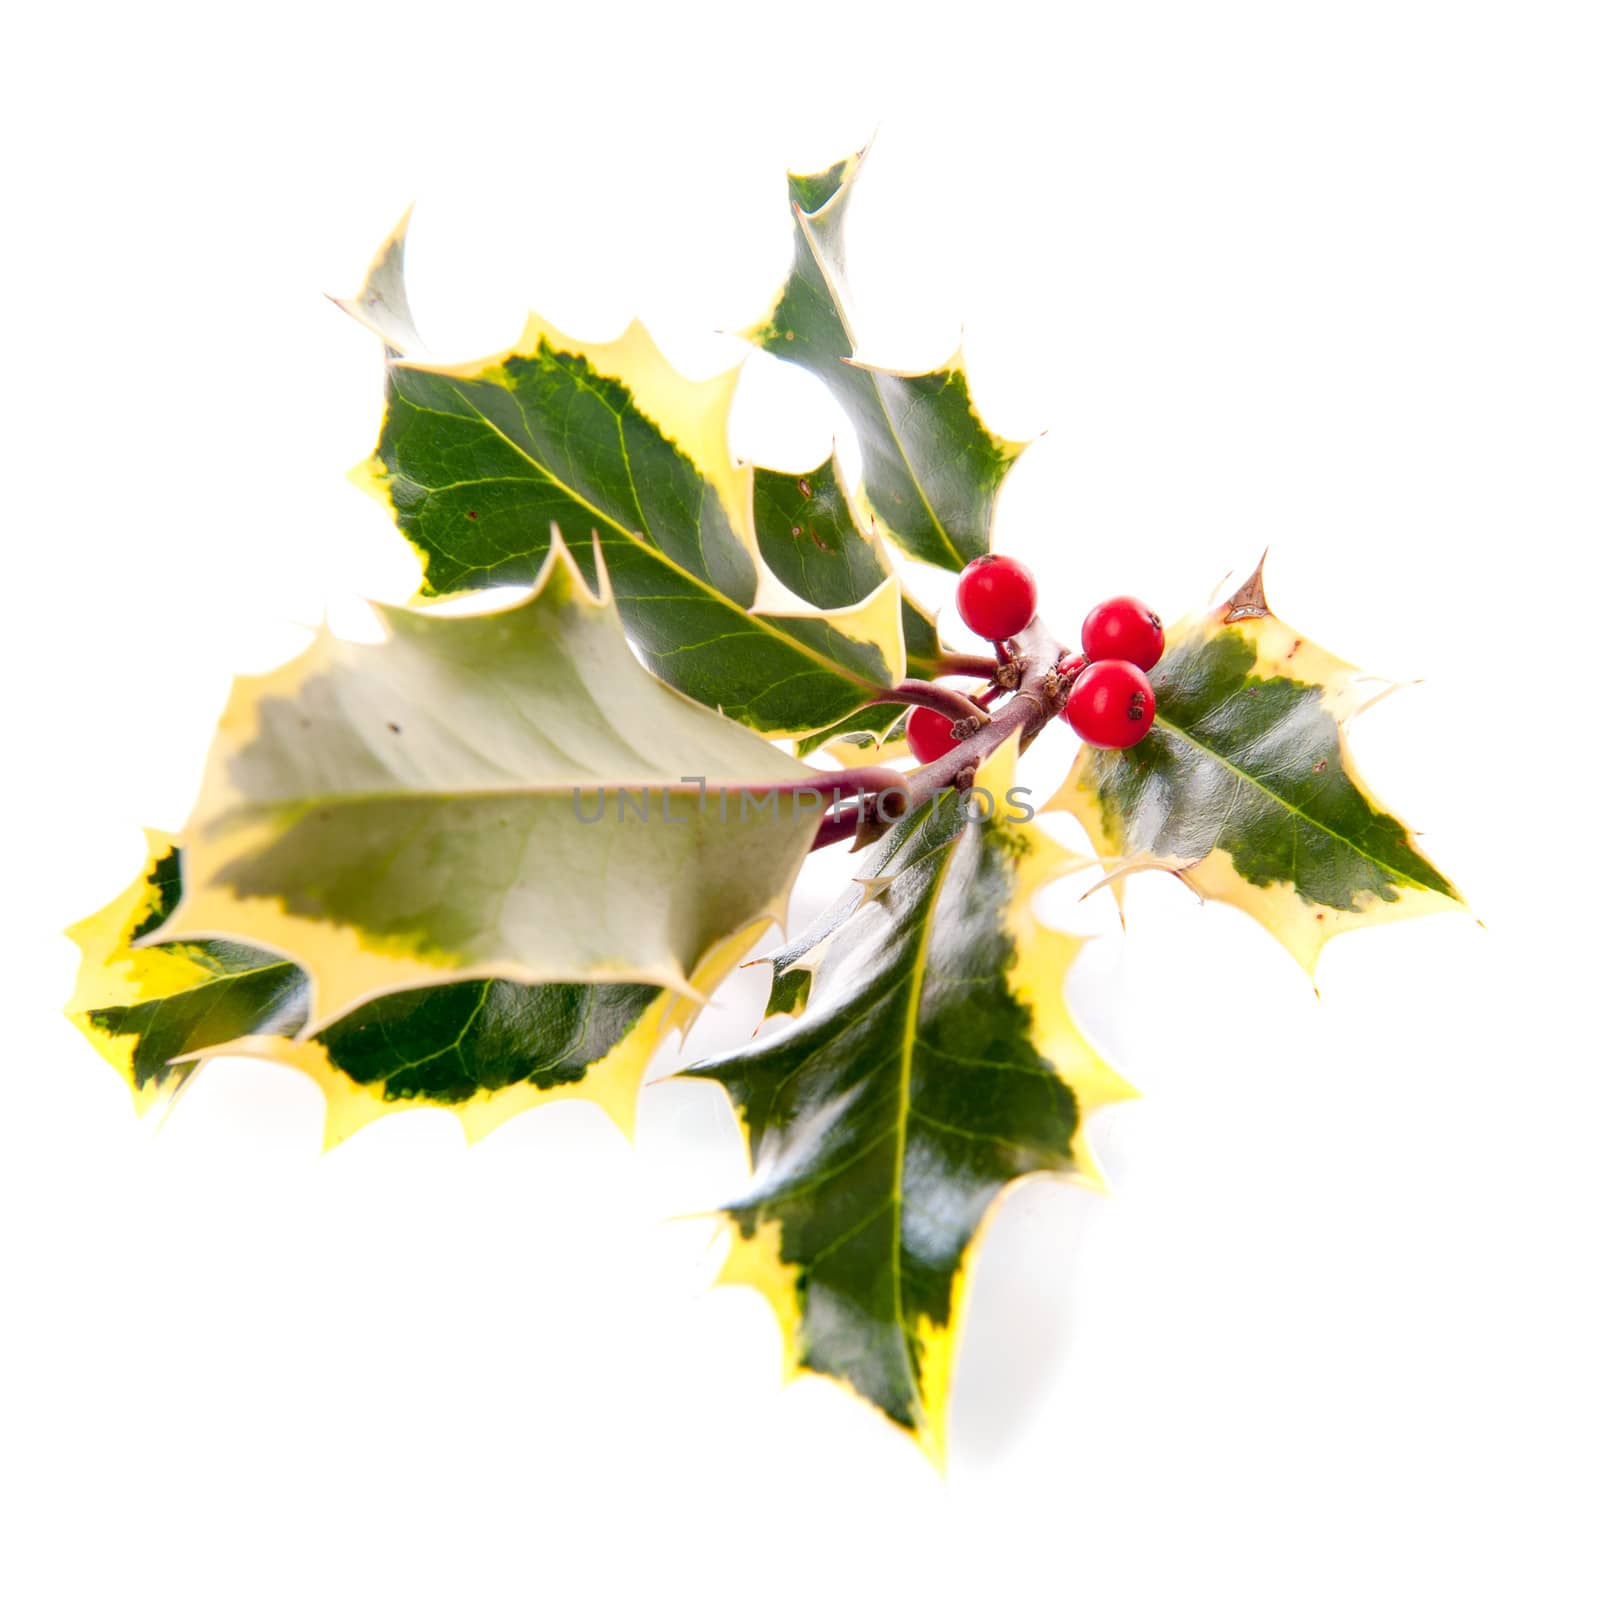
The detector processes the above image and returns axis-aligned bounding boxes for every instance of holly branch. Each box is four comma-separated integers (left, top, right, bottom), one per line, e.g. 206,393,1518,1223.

62,146,1466,1466
811,613,1071,852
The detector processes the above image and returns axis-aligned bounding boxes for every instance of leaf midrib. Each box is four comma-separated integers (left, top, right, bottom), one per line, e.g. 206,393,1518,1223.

121,955,299,1017
793,217,964,569
1152,709,1440,895
433,373,889,693
887,831,961,1435
865,369,963,568
222,778,811,819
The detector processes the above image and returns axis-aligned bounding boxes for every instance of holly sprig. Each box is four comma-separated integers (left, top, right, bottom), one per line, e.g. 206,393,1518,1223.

64,146,1464,1463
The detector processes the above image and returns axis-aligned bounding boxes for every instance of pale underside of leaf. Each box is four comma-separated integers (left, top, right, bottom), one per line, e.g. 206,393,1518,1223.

330,206,423,356
152,539,820,1031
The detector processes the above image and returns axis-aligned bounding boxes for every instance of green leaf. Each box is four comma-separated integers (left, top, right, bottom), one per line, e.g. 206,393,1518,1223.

151,539,825,1030
685,740,1132,1464
67,838,727,1147
365,318,758,602
65,832,306,1116
750,150,1025,571
753,451,887,609
232,964,716,1149
897,591,945,682
1049,562,1465,974
747,451,941,760
344,223,907,738
752,450,946,680
793,702,909,762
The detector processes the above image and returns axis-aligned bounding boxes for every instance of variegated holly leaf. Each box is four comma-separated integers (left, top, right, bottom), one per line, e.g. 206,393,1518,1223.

151,539,822,1031
328,206,420,355
66,838,736,1147
344,221,905,738
753,451,946,679
684,740,1133,1464
753,450,944,759
750,150,1025,571
897,591,944,683
1050,562,1464,974
754,451,886,609
65,832,306,1116
795,704,910,764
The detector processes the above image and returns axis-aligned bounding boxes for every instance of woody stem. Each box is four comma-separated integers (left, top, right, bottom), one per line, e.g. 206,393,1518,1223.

868,679,989,726
937,652,1003,681
809,619,1069,852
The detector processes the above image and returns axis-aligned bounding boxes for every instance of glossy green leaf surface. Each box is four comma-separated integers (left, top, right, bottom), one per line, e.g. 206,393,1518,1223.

251,966,678,1147
687,744,1128,1461
897,594,945,682
754,452,887,608
372,332,757,602
68,838,671,1144
1052,566,1464,972
752,151,1024,571
748,449,936,758
753,451,945,683
154,541,821,1029
346,230,906,737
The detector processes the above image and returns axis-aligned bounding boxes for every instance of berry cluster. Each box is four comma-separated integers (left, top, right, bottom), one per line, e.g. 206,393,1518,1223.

903,556,1165,764
1062,594,1163,749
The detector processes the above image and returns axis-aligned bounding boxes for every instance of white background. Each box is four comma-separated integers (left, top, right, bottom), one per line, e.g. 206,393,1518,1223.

3,3,1596,1596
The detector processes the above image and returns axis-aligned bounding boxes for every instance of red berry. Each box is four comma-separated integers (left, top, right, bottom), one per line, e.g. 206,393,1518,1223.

956,555,1038,642
1056,652,1088,692
1064,659,1157,749
1082,595,1164,670
906,704,963,764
